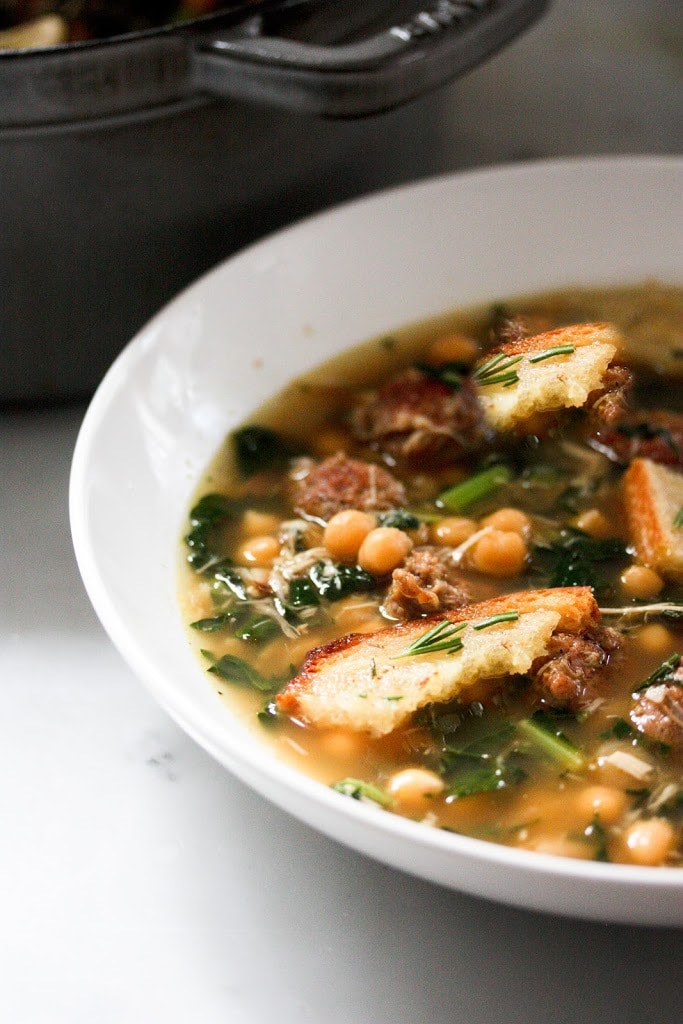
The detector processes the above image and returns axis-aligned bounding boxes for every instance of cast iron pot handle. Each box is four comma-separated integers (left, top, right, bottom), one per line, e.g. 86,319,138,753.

192,0,548,118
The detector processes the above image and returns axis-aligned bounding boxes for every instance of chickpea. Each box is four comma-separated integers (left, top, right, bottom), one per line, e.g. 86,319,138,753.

431,516,478,547
636,623,672,655
426,332,478,367
324,509,376,563
241,509,280,538
470,529,528,577
481,507,531,539
623,818,675,866
236,534,280,567
357,527,413,577
620,564,664,600
574,508,614,539
320,729,366,761
575,785,628,826
388,767,444,808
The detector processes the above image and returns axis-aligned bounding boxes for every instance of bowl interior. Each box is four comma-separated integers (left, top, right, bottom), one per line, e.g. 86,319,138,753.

70,156,683,925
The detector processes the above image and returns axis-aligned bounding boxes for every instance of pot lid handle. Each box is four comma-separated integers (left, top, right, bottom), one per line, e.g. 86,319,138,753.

192,0,549,118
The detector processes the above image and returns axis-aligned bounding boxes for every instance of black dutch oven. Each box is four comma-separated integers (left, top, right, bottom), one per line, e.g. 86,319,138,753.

0,0,547,402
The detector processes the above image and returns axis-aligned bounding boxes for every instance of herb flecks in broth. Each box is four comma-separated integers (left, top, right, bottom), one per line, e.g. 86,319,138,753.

179,283,683,867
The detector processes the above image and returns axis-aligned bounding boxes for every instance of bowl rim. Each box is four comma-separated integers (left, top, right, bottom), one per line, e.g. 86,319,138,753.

70,154,683,922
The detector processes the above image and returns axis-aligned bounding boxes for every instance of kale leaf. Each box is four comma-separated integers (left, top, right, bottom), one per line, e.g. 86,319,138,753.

532,528,627,593
232,425,295,477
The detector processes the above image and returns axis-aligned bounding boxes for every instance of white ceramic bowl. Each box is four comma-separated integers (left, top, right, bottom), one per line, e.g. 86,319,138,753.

70,156,683,926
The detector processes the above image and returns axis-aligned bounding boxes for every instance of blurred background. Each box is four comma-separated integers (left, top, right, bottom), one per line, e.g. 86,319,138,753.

1,0,681,403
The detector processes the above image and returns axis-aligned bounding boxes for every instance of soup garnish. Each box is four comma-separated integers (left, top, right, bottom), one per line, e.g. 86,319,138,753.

180,283,683,867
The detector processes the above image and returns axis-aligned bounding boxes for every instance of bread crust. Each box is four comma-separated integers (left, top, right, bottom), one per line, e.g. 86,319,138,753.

476,323,622,432
277,587,599,734
623,458,683,581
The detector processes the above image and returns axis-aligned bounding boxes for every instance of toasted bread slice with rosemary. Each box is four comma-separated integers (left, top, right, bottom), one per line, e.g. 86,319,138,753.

623,458,683,581
277,587,599,736
475,323,622,432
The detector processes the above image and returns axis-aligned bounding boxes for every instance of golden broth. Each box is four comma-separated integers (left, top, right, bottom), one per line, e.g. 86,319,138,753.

179,282,683,866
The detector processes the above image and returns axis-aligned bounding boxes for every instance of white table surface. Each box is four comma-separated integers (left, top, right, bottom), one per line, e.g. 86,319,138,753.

1,406,681,1023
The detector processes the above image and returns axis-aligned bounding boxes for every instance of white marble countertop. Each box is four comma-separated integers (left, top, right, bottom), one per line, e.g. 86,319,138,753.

1,407,681,1023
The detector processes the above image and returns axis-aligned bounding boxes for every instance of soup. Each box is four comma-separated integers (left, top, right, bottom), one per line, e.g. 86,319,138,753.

179,282,683,866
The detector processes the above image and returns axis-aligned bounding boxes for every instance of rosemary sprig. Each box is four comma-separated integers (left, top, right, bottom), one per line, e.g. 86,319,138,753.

395,611,520,659
473,353,523,387
528,344,575,364
633,653,681,692
472,343,575,389
395,619,467,658
472,611,521,630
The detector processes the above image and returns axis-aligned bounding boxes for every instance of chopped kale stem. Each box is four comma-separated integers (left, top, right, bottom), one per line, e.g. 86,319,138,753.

517,714,584,771
438,464,512,513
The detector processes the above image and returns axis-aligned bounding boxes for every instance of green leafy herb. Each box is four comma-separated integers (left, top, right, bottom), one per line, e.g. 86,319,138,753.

527,343,575,364
232,425,294,477
473,612,520,631
201,650,279,692
332,778,391,808
396,612,520,659
184,493,236,568
189,613,235,632
376,509,422,531
308,561,376,601
517,712,584,770
212,562,249,602
582,817,610,862
532,528,627,592
600,718,636,741
257,700,280,724
440,716,526,798
633,653,681,692
473,352,523,387
288,576,320,609
234,613,280,644
674,507,683,529
397,619,467,658
438,464,512,513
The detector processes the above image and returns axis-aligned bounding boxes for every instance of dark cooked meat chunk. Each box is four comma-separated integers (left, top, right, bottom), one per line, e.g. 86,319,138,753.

630,667,683,749
293,453,405,521
586,363,634,425
588,410,683,468
350,367,487,465
529,625,622,711
383,545,471,620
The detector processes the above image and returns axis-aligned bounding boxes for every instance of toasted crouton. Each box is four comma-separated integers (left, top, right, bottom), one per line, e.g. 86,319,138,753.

476,323,622,432
623,458,683,581
277,587,599,736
